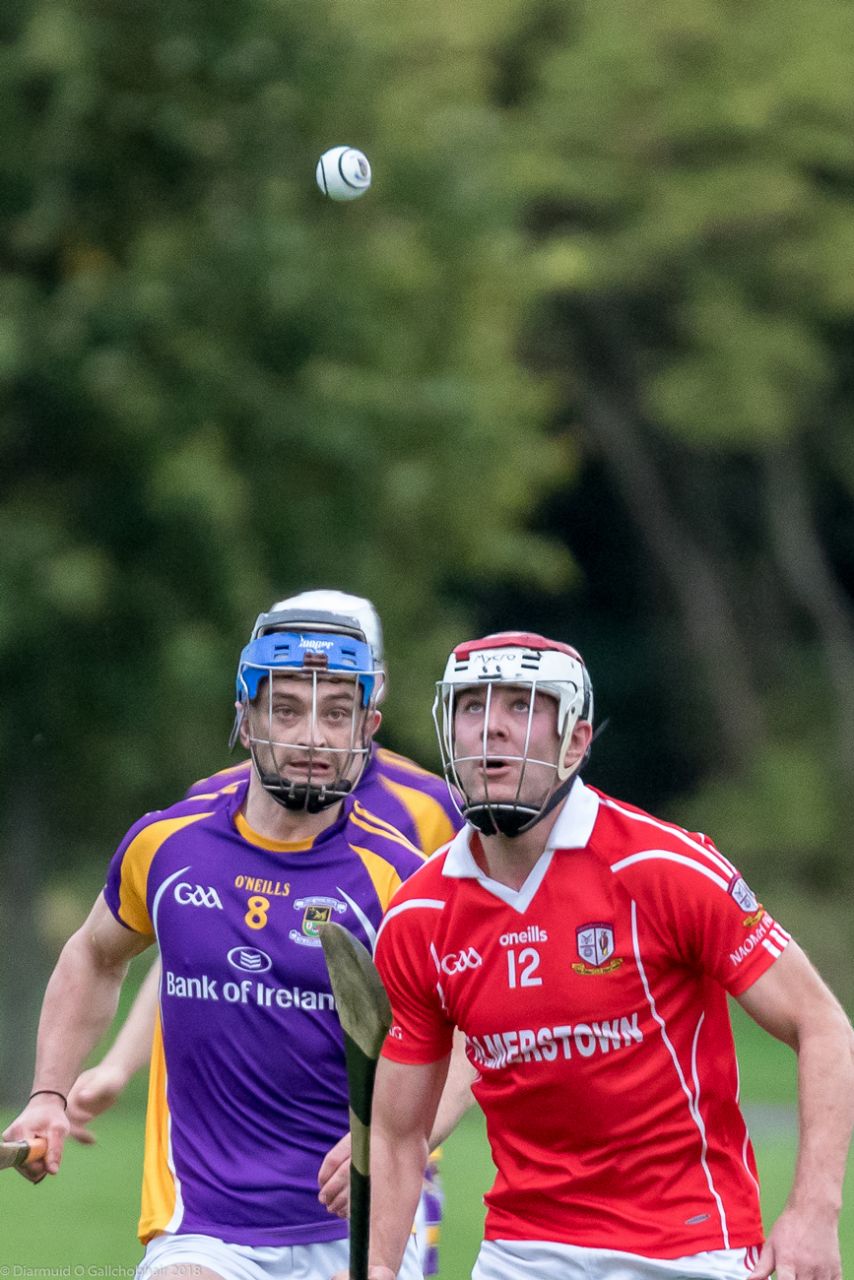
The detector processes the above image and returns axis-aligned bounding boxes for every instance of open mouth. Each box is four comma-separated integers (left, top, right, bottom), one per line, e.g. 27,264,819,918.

286,758,332,776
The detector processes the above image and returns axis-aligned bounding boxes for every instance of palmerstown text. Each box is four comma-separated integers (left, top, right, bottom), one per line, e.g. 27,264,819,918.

468,1013,643,1068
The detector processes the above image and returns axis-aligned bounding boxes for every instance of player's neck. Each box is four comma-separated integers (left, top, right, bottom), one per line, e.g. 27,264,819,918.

477,823,553,890
242,773,342,844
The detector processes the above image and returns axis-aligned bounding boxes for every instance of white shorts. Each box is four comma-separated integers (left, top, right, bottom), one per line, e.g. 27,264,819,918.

472,1240,762,1280
137,1231,423,1280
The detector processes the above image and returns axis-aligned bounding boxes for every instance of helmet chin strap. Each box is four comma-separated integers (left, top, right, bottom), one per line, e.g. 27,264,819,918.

463,772,578,838
248,744,356,813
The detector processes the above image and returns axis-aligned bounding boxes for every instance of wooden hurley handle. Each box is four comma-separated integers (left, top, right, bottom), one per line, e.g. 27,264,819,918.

0,1137,49,1170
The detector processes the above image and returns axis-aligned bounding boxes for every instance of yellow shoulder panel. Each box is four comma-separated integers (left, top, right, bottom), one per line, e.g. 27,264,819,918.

118,811,213,935
349,802,425,858
378,777,456,857
349,843,408,913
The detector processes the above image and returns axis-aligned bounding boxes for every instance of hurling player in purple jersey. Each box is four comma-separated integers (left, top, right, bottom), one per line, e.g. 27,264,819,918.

63,591,463,1278
4,603,473,1280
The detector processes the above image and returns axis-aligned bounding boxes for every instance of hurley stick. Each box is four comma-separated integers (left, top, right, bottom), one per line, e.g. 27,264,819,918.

0,1138,48,1171
320,922,392,1280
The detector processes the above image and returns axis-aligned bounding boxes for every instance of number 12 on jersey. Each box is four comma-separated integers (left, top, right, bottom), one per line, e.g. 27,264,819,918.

507,947,542,988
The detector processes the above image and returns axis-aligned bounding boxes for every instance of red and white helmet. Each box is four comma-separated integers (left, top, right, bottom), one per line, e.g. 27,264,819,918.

433,631,593,836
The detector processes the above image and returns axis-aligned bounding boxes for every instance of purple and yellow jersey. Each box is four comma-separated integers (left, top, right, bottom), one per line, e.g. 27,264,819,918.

185,744,462,857
104,779,425,1247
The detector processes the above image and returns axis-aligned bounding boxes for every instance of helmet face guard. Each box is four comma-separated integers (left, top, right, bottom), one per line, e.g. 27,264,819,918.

433,632,593,837
234,629,380,813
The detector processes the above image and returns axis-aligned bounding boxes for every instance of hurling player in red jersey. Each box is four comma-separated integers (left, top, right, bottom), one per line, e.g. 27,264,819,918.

333,631,854,1280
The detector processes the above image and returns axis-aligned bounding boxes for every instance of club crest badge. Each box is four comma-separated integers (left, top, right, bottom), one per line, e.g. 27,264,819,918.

573,923,623,975
289,895,347,947
728,874,763,926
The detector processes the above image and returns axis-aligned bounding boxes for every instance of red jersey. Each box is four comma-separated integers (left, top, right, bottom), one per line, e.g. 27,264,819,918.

376,780,790,1259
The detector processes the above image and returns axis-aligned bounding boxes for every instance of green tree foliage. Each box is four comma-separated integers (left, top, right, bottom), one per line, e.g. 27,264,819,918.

488,0,854,906
462,0,851,971
0,0,576,1098
0,0,574,850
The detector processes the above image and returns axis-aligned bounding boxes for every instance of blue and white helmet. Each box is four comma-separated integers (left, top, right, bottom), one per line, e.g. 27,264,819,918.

253,589,387,704
257,589,384,665
232,601,382,813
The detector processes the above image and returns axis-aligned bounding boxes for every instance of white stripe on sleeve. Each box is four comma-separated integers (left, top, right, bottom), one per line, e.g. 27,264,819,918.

376,897,445,947
611,850,730,891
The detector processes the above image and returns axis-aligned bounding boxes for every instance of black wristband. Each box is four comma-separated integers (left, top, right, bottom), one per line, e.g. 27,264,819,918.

28,1089,68,1111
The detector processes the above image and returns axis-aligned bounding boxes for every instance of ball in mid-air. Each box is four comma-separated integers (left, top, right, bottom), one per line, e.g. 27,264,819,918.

316,146,372,201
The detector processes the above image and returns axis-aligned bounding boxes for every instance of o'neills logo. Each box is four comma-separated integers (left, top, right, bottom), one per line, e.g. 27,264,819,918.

500,925,548,946
234,875,291,897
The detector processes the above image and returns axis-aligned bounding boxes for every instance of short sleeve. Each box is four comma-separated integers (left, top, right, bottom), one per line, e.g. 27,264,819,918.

702,868,791,996
621,830,792,997
104,814,158,934
375,907,455,1065
104,809,211,936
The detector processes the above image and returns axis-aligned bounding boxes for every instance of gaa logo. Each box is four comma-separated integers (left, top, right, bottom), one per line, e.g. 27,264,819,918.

174,882,223,910
227,947,273,973
440,948,483,975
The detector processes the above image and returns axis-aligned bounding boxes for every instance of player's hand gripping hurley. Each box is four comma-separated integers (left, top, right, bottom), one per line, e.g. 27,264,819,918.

0,1137,48,1172
320,922,392,1280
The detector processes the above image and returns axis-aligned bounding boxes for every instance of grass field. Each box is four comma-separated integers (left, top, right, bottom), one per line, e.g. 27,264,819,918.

1,1006,851,1274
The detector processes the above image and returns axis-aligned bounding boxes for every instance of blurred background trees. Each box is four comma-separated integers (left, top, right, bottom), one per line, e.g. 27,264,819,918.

1,0,853,1099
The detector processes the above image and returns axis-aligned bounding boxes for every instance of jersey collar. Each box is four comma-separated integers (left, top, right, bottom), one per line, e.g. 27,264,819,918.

230,784,349,853
443,777,600,881
544,777,600,850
